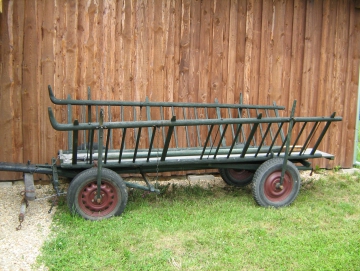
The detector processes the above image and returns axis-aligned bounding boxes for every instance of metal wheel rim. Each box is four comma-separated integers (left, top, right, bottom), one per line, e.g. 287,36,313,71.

228,169,253,181
263,170,293,202
78,180,118,217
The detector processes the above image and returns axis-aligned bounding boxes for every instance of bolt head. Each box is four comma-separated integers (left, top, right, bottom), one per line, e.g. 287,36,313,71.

275,183,284,190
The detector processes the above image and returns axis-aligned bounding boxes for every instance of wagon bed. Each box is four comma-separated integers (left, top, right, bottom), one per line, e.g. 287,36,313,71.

48,86,338,172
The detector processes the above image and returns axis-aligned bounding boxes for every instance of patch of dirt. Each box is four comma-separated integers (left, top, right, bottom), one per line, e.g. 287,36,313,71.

0,183,57,271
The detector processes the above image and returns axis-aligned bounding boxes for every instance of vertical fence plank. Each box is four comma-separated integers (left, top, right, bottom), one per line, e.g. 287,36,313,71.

65,0,77,99
77,0,87,99
22,0,40,167
226,0,238,105
187,0,201,147
177,0,191,151
108,1,116,102
0,1,18,179
12,1,25,177
298,0,323,162
344,2,360,167
317,0,336,165
199,0,212,104
258,0,272,106
164,0,177,108
270,0,286,105
189,0,200,104
235,0,247,103
334,1,350,167
301,1,322,120
244,0,262,105
282,0,294,114
39,0,56,168
111,0,123,149
178,0,191,103
52,1,64,151
152,0,165,103
122,0,135,149
289,0,306,135
151,0,167,151
210,0,229,105
99,1,109,101
289,0,306,110
135,0,149,102
250,0,262,106
198,0,212,152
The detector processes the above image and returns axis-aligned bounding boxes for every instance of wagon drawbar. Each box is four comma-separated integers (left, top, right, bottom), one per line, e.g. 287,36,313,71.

0,85,342,221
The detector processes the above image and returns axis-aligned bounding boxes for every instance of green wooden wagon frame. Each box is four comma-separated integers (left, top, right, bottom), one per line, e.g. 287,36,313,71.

0,85,342,221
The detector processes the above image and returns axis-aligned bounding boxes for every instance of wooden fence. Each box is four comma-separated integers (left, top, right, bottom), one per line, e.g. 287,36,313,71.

0,0,360,180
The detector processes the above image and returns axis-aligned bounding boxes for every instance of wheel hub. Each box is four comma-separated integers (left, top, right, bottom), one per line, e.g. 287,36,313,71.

275,183,284,190
78,181,118,217
264,171,293,202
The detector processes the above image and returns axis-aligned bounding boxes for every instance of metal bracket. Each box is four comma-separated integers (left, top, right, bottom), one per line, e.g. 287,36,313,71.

51,158,60,196
139,169,160,194
280,100,297,186
96,109,105,201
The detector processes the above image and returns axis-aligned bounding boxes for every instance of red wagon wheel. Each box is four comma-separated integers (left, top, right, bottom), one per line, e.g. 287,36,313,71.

252,158,301,207
67,168,128,220
219,168,253,187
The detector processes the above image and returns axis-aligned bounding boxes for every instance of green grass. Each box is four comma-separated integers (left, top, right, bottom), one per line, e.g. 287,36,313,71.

357,128,360,162
37,173,360,271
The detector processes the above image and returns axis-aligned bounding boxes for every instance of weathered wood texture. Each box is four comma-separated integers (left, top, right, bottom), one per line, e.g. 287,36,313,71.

0,0,359,180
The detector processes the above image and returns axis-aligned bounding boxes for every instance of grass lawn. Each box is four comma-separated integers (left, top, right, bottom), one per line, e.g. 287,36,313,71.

357,128,360,162
37,171,360,271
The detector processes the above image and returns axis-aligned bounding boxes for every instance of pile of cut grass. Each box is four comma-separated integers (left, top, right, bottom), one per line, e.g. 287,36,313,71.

37,172,360,270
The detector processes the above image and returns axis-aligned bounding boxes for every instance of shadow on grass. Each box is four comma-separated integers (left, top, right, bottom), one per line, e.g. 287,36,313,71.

126,182,254,212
